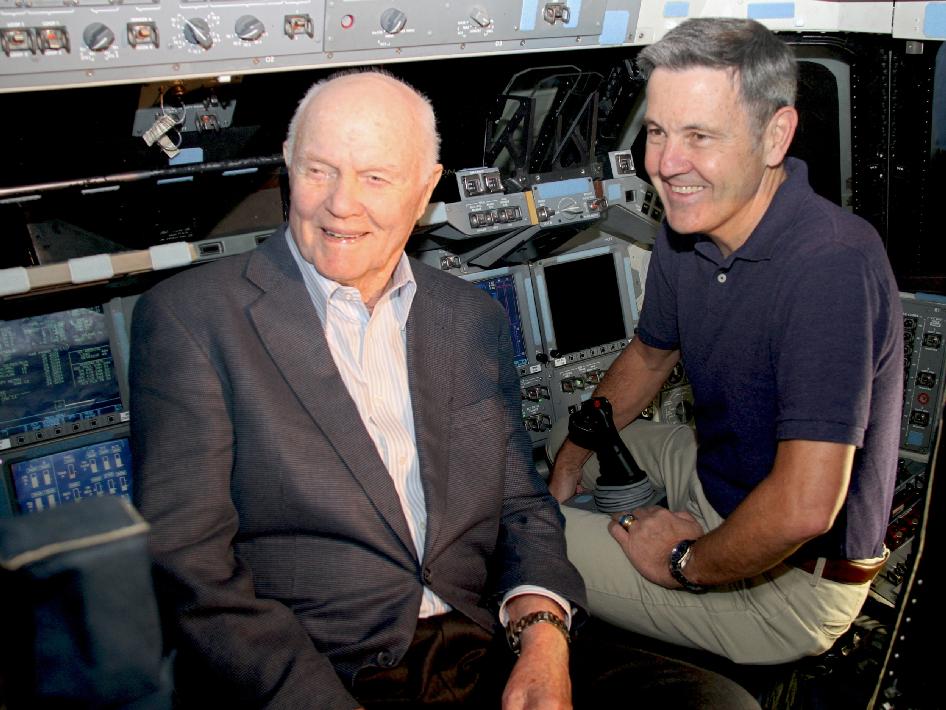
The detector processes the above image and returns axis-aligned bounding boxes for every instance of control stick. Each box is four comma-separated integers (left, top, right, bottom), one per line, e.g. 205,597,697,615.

568,396,655,512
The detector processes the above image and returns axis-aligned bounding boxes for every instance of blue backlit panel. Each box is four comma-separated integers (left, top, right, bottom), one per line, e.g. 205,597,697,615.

0,306,123,438
472,274,529,368
11,437,132,515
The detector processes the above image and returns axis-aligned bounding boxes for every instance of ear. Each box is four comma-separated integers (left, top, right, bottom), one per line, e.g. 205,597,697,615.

282,141,292,171
414,163,444,222
764,106,798,167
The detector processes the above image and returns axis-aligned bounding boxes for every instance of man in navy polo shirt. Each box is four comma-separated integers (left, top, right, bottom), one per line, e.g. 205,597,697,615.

548,17,902,664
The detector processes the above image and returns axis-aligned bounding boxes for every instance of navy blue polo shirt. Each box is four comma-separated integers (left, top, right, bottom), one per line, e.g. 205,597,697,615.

637,159,903,559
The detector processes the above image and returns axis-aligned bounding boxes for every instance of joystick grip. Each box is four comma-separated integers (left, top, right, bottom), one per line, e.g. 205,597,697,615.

568,397,654,512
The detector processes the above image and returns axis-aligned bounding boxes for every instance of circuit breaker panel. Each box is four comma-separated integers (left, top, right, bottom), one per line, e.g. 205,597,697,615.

872,293,945,605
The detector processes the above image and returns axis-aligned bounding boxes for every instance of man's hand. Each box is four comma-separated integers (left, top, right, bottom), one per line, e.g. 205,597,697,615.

502,625,571,710
548,439,590,503
547,463,583,503
608,506,703,587
503,595,571,710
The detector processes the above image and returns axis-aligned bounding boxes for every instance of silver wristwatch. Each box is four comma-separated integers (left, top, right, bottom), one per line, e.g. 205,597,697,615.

669,539,708,593
505,610,570,655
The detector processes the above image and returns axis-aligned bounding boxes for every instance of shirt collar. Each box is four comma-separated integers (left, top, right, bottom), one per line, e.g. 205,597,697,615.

285,229,416,328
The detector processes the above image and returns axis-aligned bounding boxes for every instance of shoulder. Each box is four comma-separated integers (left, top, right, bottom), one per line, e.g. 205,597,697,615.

762,163,888,284
139,228,287,313
137,250,252,317
770,195,899,333
776,162,882,260
788,196,890,278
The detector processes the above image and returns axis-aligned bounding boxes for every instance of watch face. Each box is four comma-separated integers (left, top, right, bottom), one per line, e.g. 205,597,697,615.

670,539,692,566
678,542,693,568
669,539,706,593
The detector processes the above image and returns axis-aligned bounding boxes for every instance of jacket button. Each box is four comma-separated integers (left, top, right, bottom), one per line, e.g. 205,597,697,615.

423,567,433,584
376,650,395,667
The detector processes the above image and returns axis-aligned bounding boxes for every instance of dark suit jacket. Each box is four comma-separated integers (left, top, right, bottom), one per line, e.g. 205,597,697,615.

130,227,587,708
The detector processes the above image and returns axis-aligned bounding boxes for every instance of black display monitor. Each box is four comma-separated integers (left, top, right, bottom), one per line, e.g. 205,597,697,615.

0,303,129,447
532,247,634,359
0,425,132,517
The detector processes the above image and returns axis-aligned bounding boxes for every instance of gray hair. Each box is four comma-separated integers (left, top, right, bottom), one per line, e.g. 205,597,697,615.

637,18,797,135
284,68,441,171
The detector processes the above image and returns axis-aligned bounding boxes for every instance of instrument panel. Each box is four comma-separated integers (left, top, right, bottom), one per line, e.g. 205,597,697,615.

0,0,903,93
0,0,628,91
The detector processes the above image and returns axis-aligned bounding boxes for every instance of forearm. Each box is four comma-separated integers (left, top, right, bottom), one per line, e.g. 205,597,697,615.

506,593,569,659
679,495,809,586
497,321,587,609
502,594,571,710
506,593,567,626
546,438,591,498
590,337,680,429
678,440,853,586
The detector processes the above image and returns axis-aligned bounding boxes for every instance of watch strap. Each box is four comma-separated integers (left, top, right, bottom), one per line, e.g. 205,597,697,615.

505,610,570,656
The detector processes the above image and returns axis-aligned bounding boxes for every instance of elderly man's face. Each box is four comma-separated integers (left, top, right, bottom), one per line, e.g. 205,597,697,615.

286,76,441,306
643,66,771,246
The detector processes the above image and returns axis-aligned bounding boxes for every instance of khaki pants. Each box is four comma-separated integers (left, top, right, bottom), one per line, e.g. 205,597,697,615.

550,419,872,665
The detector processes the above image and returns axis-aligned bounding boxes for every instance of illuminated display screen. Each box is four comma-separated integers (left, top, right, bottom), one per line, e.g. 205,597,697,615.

0,306,123,439
472,274,530,368
543,253,626,354
11,437,132,515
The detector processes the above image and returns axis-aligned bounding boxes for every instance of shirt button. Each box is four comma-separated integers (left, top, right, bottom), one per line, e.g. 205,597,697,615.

717,273,727,284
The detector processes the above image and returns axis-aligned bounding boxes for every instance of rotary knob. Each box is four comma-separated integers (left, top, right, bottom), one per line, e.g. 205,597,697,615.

235,15,265,42
379,8,407,34
83,22,114,52
183,17,213,49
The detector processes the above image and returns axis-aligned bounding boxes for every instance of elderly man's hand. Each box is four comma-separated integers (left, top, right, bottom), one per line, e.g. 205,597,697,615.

502,594,572,709
609,506,704,588
502,623,571,710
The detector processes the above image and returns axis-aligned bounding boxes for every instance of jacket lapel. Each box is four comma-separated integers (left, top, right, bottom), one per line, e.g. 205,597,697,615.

244,231,417,558
407,265,456,560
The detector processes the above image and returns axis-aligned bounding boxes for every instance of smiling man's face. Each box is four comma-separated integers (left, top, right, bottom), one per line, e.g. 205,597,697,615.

285,74,442,307
643,66,773,248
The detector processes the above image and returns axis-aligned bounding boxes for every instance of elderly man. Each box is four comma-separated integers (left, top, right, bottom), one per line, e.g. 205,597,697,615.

549,19,902,665
132,69,579,709
131,70,758,708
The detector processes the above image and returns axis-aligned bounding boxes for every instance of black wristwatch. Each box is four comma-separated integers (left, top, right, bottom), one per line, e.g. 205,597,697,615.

669,539,708,593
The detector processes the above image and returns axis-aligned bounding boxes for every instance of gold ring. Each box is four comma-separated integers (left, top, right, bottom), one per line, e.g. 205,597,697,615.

618,513,636,531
